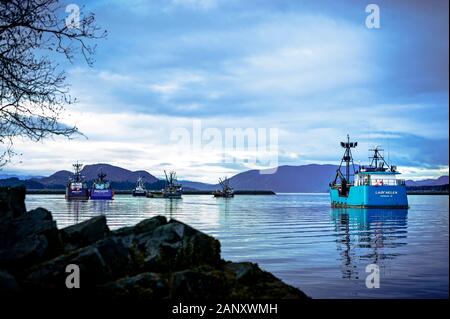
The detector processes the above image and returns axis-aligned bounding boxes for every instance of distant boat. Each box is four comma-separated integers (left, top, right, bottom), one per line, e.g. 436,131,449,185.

213,177,234,198
162,170,183,198
329,135,408,208
65,162,89,200
90,171,114,200
147,170,182,198
146,190,165,198
132,177,147,196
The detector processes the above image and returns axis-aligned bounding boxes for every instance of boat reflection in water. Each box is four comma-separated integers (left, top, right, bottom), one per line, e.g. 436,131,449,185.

164,198,182,219
66,199,85,225
66,199,112,225
331,208,408,280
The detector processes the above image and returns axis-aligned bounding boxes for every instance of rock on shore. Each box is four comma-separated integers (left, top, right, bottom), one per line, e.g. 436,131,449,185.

0,187,308,299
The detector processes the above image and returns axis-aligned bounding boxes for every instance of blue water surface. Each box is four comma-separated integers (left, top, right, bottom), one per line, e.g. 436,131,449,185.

25,194,449,298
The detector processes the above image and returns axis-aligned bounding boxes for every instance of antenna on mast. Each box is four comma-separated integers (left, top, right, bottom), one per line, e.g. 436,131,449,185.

388,140,390,167
333,134,357,185
340,134,357,182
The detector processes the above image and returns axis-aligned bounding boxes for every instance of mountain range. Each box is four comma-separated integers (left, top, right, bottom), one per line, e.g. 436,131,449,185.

404,175,449,187
36,163,158,186
0,163,448,193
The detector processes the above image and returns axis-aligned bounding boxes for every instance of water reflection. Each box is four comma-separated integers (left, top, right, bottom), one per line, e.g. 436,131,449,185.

217,198,231,220
25,194,448,298
331,208,408,280
66,200,86,225
66,199,114,225
164,198,182,218
91,199,113,214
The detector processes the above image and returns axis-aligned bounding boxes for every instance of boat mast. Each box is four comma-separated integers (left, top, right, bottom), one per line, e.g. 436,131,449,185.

334,135,357,184
73,162,83,182
369,146,392,171
98,171,106,182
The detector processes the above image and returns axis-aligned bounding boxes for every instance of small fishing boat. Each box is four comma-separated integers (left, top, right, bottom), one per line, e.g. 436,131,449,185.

132,177,147,196
329,135,408,208
65,162,89,200
213,177,234,198
162,170,182,198
90,172,114,200
147,170,182,198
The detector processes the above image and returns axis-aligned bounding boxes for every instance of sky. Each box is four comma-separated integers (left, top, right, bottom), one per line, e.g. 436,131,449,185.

4,0,449,183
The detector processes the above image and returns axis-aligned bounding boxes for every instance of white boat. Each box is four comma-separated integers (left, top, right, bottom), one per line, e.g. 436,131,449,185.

132,177,147,196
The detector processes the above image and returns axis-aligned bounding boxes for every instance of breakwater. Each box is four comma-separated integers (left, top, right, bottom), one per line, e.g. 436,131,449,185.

25,189,276,195
0,186,307,299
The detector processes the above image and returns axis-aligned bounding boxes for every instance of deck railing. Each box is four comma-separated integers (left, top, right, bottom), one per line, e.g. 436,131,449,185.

355,179,405,186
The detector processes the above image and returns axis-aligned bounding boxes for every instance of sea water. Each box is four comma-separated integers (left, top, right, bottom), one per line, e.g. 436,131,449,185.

25,193,449,298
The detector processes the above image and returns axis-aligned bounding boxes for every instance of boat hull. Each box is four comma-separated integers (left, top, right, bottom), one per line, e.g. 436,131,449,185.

90,189,114,200
65,188,89,200
213,192,234,198
132,190,147,197
147,192,164,198
330,185,408,208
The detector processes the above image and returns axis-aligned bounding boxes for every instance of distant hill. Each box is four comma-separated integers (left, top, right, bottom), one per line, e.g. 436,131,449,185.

179,180,216,191
406,175,449,187
79,164,158,183
0,173,44,180
34,170,72,186
1,164,159,190
227,164,339,193
0,177,46,189
35,163,158,186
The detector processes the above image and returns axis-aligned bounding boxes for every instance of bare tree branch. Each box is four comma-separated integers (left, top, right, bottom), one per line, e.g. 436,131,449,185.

0,0,106,167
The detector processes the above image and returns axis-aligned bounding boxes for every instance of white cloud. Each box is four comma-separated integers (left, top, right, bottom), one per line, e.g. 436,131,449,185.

171,0,217,10
3,7,447,181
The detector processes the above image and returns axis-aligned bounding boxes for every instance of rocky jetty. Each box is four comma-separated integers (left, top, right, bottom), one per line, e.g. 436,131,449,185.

0,187,308,299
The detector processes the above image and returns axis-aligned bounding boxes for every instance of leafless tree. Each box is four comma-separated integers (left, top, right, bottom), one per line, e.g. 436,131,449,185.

0,0,106,167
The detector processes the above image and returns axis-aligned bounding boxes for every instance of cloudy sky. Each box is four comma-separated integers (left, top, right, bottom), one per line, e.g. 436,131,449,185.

5,0,449,182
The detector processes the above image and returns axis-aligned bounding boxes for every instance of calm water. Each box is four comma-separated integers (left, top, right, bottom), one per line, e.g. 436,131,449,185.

25,194,449,299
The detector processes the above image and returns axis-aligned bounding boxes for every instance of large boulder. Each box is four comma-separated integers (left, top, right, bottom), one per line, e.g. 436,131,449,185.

0,270,20,293
0,234,49,270
24,234,134,290
0,187,26,220
25,245,111,290
0,193,309,300
112,215,167,237
224,262,309,299
97,272,169,299
0,207,56,249
0,208,61,270
125,219,222,272
60,215,110,251
93,262,310,300
169,267,230,299
93,237,134,279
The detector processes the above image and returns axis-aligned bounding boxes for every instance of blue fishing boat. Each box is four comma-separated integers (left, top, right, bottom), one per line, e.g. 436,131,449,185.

329,135,408,209
65,163,89,200
90,172,114,200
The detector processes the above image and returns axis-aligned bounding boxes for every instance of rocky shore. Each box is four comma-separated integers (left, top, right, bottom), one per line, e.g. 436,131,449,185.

0,187,308,299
